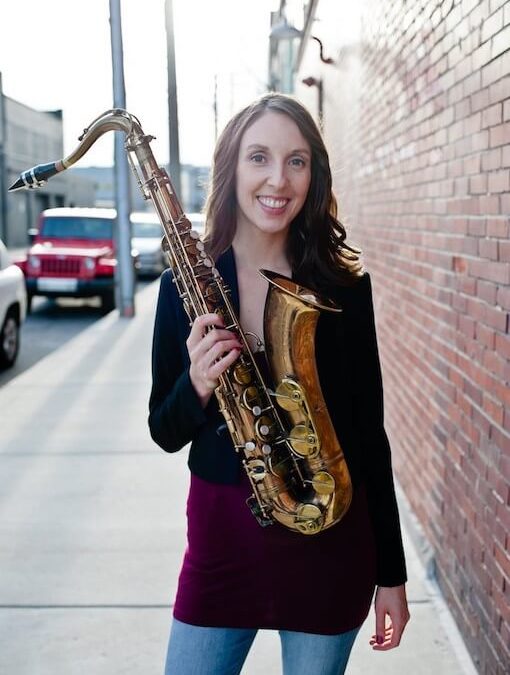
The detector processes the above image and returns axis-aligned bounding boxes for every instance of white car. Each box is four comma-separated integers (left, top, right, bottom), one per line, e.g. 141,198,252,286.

0,238,27,369
131,211,206,276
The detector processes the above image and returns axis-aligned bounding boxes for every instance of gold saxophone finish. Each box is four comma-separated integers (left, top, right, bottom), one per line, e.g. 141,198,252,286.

11,109,352,534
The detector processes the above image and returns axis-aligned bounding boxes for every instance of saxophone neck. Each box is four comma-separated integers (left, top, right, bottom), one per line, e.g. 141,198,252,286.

8,109,144,192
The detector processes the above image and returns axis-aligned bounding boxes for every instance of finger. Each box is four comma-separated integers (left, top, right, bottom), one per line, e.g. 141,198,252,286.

374,605,387,647
208,347,241,379
206,339,243,365
200,328,242,353
371,622,406,651
188,329,241,367
386,619,406,648
188,313,224,343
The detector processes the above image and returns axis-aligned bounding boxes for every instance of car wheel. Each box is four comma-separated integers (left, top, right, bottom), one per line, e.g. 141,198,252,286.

26,293,33,314
0,310,20,369
101,290,116,314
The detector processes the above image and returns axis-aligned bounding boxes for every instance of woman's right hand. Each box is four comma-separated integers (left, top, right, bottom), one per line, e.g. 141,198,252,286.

187,313,243,407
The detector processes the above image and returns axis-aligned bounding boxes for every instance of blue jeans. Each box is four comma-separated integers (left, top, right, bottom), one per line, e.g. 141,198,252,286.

164,618,360,675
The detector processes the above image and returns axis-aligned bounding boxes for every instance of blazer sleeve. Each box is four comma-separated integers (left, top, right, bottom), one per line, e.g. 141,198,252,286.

148,270,208,452
352,273,407,587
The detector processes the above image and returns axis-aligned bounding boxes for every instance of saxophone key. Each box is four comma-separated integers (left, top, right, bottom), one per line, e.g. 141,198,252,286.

295,504,323,535
234,363,253,385
275,380,304,412
244,459,267,482
311,471,336,495
288,424,319,457
255,415,275,441
240,385,260,410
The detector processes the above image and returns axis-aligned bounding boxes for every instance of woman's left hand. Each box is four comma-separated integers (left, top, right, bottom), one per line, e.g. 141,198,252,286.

370,584,410,650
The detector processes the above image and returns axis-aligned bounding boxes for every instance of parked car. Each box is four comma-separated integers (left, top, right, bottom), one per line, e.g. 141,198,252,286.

16,207,139,313
0,238,27,369
131,211,206,277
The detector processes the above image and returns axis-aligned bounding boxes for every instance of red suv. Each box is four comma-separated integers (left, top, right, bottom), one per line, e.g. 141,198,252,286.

17,207,137,312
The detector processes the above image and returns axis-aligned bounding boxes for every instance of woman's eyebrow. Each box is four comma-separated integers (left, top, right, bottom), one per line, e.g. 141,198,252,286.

245,143,311,156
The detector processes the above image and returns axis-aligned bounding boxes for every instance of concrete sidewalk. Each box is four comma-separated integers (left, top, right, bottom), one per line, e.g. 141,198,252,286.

0,280,477,674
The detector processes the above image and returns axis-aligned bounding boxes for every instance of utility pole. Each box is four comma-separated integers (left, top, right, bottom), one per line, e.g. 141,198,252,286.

0,73,7,244
109,0,135,317
165,0,182,198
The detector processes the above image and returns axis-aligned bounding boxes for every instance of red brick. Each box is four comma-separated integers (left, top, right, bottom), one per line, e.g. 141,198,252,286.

471,87,490,112
471,41,492,70
481,148,502,171
495,333,510,360
477,279,498,304
499,240,510,262
491,23,510,59
488,170,510,193
481,7,504,43
489,75,510,104
481,103,503,128
469,174,487,194
489,122,510,147
503,145,510,167
476,322,496,349
486,217,508,238
478,238,499,259
496,285,510,310
479,195,500,214
484,304,509,331
501,194,510,213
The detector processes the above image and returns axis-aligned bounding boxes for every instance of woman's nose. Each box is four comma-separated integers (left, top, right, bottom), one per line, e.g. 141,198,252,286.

266,163,288,189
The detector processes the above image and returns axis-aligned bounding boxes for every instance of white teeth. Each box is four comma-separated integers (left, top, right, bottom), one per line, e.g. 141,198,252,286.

258,196,288,208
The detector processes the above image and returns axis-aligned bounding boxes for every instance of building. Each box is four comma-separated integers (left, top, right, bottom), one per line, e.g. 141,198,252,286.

0,72,95,247
73,163,209,213
270,2,510,673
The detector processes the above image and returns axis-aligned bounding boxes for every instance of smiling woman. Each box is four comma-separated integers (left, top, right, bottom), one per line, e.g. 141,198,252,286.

149,93,410,675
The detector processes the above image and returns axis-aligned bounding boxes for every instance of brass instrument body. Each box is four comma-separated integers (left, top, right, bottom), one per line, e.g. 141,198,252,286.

9,109,352,534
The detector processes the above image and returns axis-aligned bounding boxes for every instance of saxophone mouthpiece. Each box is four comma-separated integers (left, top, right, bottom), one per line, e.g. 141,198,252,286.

8,161,62,191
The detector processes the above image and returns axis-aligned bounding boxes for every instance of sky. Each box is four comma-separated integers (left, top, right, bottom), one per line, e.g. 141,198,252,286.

0,0,279,167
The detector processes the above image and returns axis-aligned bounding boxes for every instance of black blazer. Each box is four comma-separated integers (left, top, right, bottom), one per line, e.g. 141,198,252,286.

148,247,407,586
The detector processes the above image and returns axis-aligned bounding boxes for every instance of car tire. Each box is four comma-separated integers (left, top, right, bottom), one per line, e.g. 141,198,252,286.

0,309,20,369
101,290,116,314
26,293,33,314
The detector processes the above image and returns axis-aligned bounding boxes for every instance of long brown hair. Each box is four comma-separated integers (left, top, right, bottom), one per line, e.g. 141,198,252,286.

203,93,363,289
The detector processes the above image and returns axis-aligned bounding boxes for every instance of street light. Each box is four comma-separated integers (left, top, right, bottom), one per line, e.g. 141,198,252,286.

269,19,303,41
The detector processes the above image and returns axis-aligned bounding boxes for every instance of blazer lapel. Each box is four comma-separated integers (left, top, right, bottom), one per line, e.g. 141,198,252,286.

215,246,240,316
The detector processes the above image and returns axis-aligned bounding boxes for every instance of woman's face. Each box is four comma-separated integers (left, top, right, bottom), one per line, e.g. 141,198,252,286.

235,111,311,239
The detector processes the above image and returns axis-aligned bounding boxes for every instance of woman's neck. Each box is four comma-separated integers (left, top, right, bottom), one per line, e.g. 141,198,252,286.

232,229,291,275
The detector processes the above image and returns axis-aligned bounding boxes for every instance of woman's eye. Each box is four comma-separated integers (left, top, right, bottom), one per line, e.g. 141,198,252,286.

250,153,266,163
290,157,306,167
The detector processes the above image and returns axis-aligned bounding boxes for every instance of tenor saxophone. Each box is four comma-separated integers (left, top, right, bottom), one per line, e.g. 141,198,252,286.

9,109,352,534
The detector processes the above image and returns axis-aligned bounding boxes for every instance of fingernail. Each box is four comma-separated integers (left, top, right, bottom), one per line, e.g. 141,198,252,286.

376,635,383,644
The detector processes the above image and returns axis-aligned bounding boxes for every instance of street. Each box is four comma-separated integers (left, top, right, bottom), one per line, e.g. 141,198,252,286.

0,281,153,388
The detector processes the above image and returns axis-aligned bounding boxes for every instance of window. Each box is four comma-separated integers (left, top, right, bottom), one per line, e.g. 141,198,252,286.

40,217,113,239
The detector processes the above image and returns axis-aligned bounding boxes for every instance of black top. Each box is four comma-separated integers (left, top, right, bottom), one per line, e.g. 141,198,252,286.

148,247,407,587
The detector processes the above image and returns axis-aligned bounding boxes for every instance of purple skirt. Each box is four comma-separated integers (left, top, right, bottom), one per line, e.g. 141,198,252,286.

173,472,377,635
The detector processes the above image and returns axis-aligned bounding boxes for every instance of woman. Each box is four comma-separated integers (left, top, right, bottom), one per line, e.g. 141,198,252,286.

149,93,410,674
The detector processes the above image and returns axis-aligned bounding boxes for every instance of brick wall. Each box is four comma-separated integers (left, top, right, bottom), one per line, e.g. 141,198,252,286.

296,1,509,672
